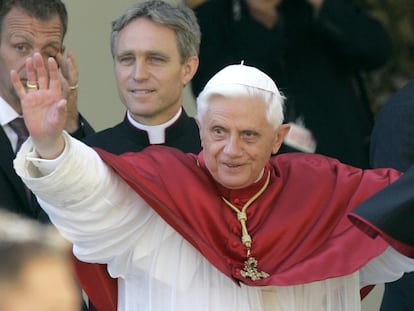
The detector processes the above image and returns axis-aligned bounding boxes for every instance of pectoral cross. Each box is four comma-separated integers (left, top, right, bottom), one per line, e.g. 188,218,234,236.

240,256,270,281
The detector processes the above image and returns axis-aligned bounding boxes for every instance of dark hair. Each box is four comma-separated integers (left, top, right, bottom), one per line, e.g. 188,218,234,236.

0,0,68,41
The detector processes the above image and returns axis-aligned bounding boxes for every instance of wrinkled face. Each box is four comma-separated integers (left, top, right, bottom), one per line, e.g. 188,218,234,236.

0,8,63,114
0,255,81,311
114,17,197,125
198,95,286,189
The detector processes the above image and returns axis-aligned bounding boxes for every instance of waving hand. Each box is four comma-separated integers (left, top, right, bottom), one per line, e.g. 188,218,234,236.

11,53,67,159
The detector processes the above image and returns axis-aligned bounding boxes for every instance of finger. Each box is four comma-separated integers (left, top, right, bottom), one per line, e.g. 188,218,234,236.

55,52,64,67
33,53,49,90
47,57,62,93
25,57,38,91
10,69,27,100
64,51,78,87
55,52,66,76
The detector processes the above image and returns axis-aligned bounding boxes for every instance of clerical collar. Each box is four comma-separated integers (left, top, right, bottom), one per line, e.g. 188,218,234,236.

126,108,182,144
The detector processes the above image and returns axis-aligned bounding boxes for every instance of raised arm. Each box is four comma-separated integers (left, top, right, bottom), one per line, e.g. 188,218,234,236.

10,53,66,159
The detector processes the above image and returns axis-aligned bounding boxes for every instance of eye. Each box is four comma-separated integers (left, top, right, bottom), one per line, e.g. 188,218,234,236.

15,43,30,55
43,52,58,60
117,54,135,65
43,48,59,60
147,55,167,65
242,131,258,142
212,126,225,138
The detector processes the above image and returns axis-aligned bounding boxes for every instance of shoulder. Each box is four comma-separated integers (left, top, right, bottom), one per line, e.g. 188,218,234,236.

271,152,343,169
83,122,125,144
371,79,414,170
375,79,414,124
269,152,368,181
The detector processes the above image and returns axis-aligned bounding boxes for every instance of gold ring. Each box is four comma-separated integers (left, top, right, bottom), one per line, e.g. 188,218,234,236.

68,83,79,91
26,81,38,89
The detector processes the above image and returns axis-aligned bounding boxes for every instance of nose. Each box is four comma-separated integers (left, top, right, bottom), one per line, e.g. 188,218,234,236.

223,135,243,157
133,59,149,81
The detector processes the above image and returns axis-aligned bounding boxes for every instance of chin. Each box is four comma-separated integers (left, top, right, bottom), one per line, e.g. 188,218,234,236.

219,178,248,190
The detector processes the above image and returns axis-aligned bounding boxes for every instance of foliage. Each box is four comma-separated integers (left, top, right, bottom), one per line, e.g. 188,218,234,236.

358,0,414,113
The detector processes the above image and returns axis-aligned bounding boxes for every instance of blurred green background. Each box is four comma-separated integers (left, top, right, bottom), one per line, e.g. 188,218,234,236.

358,0,414,113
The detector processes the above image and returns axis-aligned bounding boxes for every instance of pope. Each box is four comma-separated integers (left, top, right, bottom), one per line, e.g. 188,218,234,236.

12,55,414,311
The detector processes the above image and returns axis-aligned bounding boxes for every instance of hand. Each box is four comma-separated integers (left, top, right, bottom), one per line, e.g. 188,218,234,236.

56,50,80,133
11,52,66,159
245,0,283,29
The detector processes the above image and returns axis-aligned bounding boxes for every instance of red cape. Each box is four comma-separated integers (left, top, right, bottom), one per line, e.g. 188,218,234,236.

75,147,403,311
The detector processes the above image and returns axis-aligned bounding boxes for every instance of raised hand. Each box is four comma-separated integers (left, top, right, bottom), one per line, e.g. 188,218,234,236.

10,52,67,159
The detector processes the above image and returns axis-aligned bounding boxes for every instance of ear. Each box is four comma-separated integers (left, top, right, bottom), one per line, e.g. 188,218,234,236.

271,124,290,154
60,45,66,54
182,56,199,86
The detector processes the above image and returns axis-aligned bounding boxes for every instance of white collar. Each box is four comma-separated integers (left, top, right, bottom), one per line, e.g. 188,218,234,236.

127,107,182,144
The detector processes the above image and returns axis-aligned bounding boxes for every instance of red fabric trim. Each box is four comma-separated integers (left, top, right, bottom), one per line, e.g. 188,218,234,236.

360,285,375,299
72,254,117,311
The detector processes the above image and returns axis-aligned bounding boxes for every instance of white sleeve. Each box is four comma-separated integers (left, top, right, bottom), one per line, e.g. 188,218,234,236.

13,131,157,264
360,246,414,287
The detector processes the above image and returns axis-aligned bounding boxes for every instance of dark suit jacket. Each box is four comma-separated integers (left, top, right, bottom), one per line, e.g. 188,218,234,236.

360,79,414,311
0,115,94,222
353,79,414,247
370,79,414,172
77,110,202,311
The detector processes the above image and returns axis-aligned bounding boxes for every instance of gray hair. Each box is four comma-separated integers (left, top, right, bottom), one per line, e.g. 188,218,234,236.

196,84,286,128
110,0,200,63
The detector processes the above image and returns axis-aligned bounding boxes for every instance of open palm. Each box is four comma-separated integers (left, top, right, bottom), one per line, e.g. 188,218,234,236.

11,53,67,158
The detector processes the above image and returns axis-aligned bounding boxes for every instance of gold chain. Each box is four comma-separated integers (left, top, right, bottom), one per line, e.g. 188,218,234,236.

222,171,270,280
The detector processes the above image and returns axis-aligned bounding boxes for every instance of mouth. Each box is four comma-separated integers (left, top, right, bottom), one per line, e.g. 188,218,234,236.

224,162,243,169
130,88,155,95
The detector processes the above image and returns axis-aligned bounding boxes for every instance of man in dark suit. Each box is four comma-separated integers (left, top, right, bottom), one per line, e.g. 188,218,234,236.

0,1,94,310
351,79,414,310
0,0,94,222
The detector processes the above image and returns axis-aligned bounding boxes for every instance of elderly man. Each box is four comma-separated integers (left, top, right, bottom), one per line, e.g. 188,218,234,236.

13,54,414,310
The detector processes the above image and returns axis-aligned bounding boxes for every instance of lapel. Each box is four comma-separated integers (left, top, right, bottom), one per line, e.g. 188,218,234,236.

0,127,31,205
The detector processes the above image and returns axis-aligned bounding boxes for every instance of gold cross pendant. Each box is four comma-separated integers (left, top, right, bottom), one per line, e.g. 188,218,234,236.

240,256,269,281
